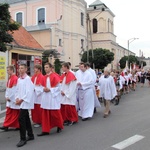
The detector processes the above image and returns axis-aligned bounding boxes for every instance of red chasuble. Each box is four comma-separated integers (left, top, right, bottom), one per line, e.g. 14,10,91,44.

7,74,18,88
44,72,61,87
60,71,76,84
31,73,45,86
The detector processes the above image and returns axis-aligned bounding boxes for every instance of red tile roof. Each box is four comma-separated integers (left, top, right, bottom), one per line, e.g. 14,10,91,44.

11,25,44,50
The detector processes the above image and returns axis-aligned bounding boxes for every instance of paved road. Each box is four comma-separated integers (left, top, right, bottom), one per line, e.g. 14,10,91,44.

0,83,150,150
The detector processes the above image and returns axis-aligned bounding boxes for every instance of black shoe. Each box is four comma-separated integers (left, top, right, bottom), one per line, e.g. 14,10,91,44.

82,118,89,121
0,126,8,131
67,121,74,126
16,140,26,147
94,107,97,113
57,127,62,133
37,132,49,136
14,128,20,131
26,136,34,141
63,121,69,126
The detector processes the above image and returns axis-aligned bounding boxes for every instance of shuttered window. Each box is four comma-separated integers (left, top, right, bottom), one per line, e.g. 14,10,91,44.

38,8,45,25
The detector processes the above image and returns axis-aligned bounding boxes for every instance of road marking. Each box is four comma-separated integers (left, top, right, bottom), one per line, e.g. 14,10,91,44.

112,135,144,150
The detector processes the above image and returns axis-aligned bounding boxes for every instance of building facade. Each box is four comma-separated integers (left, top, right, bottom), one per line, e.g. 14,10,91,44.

6,0,87,69
87,0,135,70
9,25,43,76
142,57,150,70
0,0,136,70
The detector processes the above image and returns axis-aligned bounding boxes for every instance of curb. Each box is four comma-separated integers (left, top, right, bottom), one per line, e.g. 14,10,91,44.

0,109,6,124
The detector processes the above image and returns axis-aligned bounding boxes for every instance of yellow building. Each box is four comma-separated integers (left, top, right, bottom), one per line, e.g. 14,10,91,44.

7,0,87,70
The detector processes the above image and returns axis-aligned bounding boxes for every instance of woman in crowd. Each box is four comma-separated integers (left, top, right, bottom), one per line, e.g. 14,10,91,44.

140,69,146,87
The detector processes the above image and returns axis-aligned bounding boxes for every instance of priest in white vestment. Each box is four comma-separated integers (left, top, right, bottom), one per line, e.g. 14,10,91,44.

76,62,95,121
86,63,101,111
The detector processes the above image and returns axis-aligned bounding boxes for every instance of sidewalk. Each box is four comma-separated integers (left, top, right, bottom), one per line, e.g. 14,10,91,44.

0,91,6,122
0,91,6,104
0,91,6,110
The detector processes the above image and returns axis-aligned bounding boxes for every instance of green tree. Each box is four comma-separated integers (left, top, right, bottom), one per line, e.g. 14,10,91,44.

119,55,138,69
81,48,114,69
0,3,20,52
119,55,146,69
54,59,61,74
137,60,146,68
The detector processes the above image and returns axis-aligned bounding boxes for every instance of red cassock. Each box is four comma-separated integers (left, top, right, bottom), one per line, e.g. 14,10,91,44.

60,71,78,123
31,73,44,124
42,73,63,133
3,107,20,128
60,105,78,122
3,75,20,128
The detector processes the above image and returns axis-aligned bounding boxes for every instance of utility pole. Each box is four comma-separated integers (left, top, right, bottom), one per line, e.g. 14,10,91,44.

86,14,89,62
87,13,95,69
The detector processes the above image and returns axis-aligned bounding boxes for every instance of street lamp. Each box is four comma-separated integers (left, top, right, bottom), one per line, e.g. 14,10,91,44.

127,37,139,67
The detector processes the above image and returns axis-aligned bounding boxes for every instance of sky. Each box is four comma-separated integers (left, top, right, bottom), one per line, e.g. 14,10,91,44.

86,0,150,57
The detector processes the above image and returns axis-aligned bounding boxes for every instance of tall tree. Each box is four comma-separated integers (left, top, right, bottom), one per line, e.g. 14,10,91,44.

54,59,61,74
81,48,114,69
0,3,20,52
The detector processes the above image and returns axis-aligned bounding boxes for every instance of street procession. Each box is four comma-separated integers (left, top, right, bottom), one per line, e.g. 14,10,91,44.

0,61,149,147
1,0,150,149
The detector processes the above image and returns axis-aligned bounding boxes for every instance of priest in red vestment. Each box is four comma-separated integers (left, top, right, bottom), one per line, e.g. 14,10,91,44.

37,62,63,136
60,62,78,126
0,65,20,131
31,64,44,127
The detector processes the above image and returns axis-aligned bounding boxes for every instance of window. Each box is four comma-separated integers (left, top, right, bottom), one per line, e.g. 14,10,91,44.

38,8,45,25
93,18,98,33
81,39,84,49
59,39,62,46
16,12,23,25
81,12,84,26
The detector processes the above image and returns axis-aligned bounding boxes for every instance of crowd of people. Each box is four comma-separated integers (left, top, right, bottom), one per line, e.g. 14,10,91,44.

0,62,149,147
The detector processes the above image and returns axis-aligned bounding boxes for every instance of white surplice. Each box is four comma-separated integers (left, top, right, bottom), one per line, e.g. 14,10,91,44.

87,68,101,108
120,75,125,85
41,77,61,110
33,77,44,105
61,76,77,106
99,75,117,100
5,85,20,109
15,76,34,109
76,70,95,119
